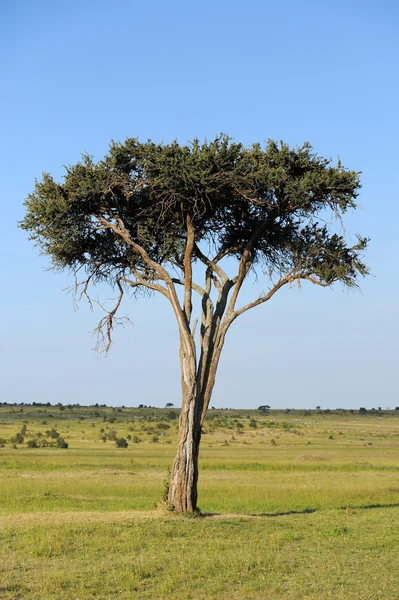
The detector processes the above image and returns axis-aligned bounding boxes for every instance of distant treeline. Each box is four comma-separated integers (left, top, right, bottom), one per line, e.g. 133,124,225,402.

0,402,398,413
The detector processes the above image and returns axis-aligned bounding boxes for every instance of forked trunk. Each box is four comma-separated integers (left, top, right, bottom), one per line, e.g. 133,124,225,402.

167,326,228,513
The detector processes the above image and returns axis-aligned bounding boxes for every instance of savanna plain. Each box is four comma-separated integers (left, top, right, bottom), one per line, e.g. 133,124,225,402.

0,404,398,600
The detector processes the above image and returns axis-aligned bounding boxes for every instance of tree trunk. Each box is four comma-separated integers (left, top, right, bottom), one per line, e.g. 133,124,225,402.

167,338,203,512
167,393,202,512
167,324,230,512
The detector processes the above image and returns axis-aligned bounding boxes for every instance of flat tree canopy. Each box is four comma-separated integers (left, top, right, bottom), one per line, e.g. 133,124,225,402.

20,135,368,512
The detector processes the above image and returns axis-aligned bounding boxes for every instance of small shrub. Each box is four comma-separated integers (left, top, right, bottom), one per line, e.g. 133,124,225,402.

26,439,38,448
157,423,171,431
0,438,6,448
46,428,60,439
115,437,128,448
133,436,142,444
10,432,24,444
166,411,178,421
152,435,159,443
55,437,68,448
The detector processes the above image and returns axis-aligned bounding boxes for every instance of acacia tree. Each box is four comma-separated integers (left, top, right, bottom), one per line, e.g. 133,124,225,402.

20,136,368,512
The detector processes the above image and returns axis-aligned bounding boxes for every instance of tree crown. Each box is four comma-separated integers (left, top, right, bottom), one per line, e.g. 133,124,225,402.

21,135,368,294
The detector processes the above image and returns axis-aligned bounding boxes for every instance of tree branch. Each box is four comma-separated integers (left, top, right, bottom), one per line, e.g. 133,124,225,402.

171,278,207,298
119,273,170,299
232,272,331,319
183,215,195,325
91,279,129,354
193,244,228,286
96,215,195,352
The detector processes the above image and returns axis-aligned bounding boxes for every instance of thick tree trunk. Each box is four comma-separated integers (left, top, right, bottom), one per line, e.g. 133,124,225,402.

167,393,202,512
167,338,203,512
167,324,230,512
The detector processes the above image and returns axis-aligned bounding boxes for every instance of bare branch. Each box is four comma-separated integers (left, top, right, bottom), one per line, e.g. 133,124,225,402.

171,278,207,298
91,279,130,354
96,215,194,347
121,269,170,299
96,216,172,284
232,272,331,319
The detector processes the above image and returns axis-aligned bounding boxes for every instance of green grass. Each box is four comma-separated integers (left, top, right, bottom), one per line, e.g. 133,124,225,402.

1,406,399,598
1,508,398,599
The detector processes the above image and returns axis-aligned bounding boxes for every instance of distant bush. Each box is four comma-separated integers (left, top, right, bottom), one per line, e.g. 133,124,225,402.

10,432,24,444
132,436,142,444
249,419,257,428
0,438,6,448
152,435,159,443
115,437,128,448
359,407,367,414
46,428,60,439
166,411,178,421
157,423,171,431
26,439,38,448
55,437,68,448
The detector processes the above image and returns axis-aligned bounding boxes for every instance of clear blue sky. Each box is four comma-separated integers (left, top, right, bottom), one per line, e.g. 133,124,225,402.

1,0,398,409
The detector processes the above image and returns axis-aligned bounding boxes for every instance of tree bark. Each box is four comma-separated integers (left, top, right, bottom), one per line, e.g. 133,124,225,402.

167,335,203,512
167,391,202,512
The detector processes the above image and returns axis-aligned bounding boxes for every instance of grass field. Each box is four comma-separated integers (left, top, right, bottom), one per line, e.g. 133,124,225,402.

1,405,398,599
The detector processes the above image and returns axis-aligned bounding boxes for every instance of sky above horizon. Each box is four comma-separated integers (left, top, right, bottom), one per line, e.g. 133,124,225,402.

1,0,398,409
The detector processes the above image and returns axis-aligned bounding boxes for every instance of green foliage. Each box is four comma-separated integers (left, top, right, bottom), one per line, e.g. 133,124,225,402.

10,432,24,444
166,411,178,421
115,438,128,448
20,135,368,294
55,437,68,448
157,423,171,431
46,428,59,439
26,439,38,448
